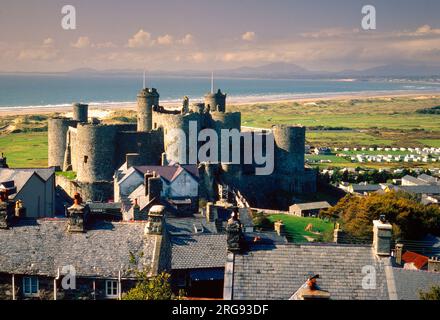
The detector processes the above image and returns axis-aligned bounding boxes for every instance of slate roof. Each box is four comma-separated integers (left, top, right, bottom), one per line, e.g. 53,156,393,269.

399,185,440,195
402,175,425,185
418,174,438,184
291,201,332,211
171,234,228,270
0,219,158,278
392,268,440,300
0,169,35,194
231,243,389,300
134,164,199,183
166,214,219,236
12,167,55,181
351,184,382,193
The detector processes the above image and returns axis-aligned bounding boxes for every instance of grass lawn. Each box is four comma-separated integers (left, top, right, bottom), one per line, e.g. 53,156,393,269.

417,139,440,148
56,171,77,180
0,132,48,168
268,214,334,243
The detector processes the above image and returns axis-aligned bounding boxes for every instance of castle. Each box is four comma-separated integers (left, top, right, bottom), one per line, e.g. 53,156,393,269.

48,87,316,209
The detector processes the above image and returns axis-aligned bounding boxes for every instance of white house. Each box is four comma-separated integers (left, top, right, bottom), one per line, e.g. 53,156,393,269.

114,163,199,203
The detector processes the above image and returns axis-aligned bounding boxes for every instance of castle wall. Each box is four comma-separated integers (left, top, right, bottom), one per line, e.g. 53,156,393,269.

72,103,88,123
75,124,118,183
153,111,201,164
137,88,159,132
115,130,164,168
204,90,226,112
48,118,78,169
273,125,305,175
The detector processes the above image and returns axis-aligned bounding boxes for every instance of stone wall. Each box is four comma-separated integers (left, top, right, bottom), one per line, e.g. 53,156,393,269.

48,118,78,169
56,175,113,202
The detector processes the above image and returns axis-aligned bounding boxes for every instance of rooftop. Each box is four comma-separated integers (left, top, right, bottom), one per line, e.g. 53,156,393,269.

0,219,159,278
231,243,389,300
291,201,331,211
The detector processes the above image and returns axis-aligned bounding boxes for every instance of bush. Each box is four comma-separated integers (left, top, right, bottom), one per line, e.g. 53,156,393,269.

419,286,440,300
252,212,273,230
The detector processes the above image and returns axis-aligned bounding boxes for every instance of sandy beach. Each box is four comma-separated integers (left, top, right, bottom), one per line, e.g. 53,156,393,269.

1,90,440,117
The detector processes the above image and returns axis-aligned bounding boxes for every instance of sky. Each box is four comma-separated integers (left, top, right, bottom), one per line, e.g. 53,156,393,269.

0,0,439,72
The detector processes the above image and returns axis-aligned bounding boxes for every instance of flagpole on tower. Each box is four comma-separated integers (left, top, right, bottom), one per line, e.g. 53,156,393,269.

211,71,214,94
143,70,146,89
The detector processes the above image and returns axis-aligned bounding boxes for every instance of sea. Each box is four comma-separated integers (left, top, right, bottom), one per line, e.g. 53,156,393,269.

1,74,440,109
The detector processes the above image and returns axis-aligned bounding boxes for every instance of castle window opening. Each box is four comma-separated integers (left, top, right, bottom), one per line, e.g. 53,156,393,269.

84,155,88,164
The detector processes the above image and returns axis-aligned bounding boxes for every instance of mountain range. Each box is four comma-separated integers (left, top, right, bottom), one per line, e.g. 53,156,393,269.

53,63,440,79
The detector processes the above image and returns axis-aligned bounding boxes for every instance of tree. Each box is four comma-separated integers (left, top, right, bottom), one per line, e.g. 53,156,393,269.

122,252,181,300
123,271,174,300
419,286,440,300
320,191,440,240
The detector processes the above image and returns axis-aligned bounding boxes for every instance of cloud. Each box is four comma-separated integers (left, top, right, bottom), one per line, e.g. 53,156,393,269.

157,34,174,45
127,29,153,48
178,34,194,45
95,41,117,49
300,28,360,39
42,38,55,47
71,36,91,49
242,31,256,41
18,48,58,61
415,24,440,35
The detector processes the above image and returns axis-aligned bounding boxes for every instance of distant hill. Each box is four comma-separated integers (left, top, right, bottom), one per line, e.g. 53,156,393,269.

65,63,440,78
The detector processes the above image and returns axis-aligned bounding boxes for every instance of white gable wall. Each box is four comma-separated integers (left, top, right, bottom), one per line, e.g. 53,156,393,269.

162,171,198,198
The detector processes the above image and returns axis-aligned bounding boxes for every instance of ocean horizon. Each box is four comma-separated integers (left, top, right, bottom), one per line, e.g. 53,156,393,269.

1,74,440,109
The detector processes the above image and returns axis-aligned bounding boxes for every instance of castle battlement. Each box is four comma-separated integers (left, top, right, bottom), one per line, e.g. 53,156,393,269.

48,87,316,206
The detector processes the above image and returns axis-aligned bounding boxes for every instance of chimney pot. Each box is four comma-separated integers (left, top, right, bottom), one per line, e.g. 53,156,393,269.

373,219,393,256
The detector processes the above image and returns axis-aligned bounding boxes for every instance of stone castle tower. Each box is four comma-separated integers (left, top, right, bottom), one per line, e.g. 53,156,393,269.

48,85,316,207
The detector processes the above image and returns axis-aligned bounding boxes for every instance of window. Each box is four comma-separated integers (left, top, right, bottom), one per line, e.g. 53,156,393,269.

105,280,119,298
23,277,39,297
84,155,88,164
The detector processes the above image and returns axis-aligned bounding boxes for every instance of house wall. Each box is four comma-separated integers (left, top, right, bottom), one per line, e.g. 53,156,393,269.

0,274,137,300
117,170,144,201
14,174,54,218
163,171,198,199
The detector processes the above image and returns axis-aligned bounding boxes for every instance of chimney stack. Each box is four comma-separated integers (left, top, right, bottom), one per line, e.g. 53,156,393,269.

145,205,165,235
394,243,404,266
206,202,216,222
15,200,26,218
373,217,393,256
0,190,14,229
274,220,286,237
67,193,89,233
147,174,162,201
126,153,141,169
161,153,168,166
428,257,440,273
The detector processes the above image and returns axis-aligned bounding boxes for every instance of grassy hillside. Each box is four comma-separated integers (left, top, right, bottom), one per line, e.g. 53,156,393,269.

268,214,334,243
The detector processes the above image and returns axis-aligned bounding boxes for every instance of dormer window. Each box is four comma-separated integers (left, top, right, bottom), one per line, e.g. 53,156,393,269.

23,276,39,297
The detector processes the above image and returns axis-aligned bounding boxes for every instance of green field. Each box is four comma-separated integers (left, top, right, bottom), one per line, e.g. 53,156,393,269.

0,132,48,167
232,96,440,149
268,214,334,243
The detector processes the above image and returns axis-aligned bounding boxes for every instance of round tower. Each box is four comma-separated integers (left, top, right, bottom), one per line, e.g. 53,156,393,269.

137,88,159,132
76,123,118,183
204,89,226,112
190,102,205,114
72,103,89,123
272,125,305,175
48,117,75,169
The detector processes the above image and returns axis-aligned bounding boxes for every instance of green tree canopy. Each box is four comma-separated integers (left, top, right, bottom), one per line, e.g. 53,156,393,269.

320,191,440,240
